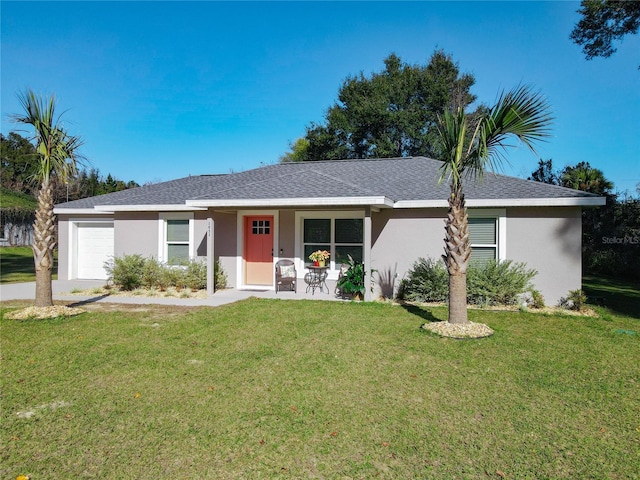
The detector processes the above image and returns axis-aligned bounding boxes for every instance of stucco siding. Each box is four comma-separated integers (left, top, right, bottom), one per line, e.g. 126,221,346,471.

506,207,582,305
278,210,296,260
114,212,158,259
213,211,238,288
57,216,71,280
371,208,447,298
194,212,209,259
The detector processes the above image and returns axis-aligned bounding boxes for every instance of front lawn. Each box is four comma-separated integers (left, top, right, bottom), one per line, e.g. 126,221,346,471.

0,246,57,283
1,299,638,479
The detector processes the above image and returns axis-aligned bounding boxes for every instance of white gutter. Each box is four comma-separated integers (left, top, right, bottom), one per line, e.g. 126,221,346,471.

394,197,606,208
53,208,114,215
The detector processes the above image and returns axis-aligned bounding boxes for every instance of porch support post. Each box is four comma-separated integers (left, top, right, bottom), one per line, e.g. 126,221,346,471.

207,214,215,296
363,206,373,301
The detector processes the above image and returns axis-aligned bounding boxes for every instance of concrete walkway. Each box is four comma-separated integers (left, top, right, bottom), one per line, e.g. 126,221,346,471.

0,279,347,307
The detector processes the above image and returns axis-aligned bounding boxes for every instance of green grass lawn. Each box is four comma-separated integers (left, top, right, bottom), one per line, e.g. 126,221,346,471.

0,246,57,283
1,299,638,479
583,274,640,319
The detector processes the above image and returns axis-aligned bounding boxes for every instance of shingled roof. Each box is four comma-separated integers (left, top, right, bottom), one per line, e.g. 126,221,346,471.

55,157,603,212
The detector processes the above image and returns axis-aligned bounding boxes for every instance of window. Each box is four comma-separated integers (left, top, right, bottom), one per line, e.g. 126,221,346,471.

302,216,363,267
167,219,190,264
160,213,193,265
468,217,497,264
252,219,271,235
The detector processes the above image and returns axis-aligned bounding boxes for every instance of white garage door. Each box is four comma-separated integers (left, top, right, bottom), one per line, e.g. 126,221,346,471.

76,223,114,279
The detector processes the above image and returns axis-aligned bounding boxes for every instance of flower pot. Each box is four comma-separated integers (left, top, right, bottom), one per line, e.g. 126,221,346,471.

318,260,325,267
313,261,319,266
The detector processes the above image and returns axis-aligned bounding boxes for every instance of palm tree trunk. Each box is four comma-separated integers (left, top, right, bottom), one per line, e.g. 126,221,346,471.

33,180,55,307
444,183,471,324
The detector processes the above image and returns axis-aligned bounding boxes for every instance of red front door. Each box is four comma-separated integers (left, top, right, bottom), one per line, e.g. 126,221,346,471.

244,216,274,285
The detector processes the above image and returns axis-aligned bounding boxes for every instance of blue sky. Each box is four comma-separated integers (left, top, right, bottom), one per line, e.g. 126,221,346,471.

2,1,639,193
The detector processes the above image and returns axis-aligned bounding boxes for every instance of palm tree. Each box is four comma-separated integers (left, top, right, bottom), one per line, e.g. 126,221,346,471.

437,85,553,324
12,90,83,307
560,161,613,195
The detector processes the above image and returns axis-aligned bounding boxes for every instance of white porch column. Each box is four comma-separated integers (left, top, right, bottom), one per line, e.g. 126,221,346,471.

363,206,373,301
207,215,215,296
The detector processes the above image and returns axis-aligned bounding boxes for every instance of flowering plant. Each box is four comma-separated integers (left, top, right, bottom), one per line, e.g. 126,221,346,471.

309,250,330,262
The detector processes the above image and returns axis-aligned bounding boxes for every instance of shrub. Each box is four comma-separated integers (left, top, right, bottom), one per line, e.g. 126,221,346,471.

106,255,227,292
104,254,145,290
467,260,537,306
213,259,228,290
141,257,164,289
398,257,537,306
559,289,587,311
529,289,546,309
397,257,449,303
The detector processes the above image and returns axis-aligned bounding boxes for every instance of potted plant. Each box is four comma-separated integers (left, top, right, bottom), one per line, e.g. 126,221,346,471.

336,254,366,300
309,250,330,267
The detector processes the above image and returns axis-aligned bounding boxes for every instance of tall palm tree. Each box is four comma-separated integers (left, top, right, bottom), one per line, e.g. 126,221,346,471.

437,85,552,324
12,90,83,307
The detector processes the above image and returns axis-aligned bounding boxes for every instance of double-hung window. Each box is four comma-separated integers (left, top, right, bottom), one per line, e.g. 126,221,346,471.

300,213,363,268
468,210,506,264
468,218,497,264
160,213,193,265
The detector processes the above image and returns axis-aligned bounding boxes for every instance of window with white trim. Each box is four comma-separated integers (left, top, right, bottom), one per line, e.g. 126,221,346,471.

468,217,498,264
302,217,363,267
160,213,193,265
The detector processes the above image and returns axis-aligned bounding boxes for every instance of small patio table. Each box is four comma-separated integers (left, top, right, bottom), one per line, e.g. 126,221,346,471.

304,265,329,294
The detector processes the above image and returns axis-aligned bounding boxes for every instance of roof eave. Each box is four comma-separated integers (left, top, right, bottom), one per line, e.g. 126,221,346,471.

186,196,395,208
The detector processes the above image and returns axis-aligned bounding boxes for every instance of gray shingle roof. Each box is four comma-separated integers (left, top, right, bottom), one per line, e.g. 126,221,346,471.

55,156,598,210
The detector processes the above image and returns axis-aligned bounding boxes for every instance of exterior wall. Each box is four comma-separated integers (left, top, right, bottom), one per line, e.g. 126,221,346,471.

278,210,296,260
213,211,238,288
194,211,209,260
506,207,582,305
57,215,71,280
114,212,158,259
57,205,583,302
369,206,583,304
371,208,447,298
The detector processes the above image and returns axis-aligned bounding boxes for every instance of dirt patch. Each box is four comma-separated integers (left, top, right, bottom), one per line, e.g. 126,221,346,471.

66,286,207,299
1,299,211,316
402,301,598,317
4,305,86,320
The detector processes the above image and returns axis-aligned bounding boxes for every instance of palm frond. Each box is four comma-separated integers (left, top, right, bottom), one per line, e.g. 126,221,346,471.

436,107,468,189
12,89,84,184
474,85,553,174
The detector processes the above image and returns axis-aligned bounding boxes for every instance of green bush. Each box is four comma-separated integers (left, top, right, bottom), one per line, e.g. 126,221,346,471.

529,289,546,309
105,254,146,290
559,289,587,311
467,260,537,306
141,257,165,289
106,255,227,292
213,259,228,291
397,257,449,303
398,257,537,306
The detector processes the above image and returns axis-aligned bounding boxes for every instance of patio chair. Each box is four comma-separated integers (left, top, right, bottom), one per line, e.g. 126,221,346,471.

275,259,297,293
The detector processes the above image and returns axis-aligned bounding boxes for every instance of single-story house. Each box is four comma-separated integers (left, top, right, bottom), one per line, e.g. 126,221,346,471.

53,156,605,303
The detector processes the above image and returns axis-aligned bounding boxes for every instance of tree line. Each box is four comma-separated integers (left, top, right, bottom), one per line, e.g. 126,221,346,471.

1,131,139,204
529,159,639,281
